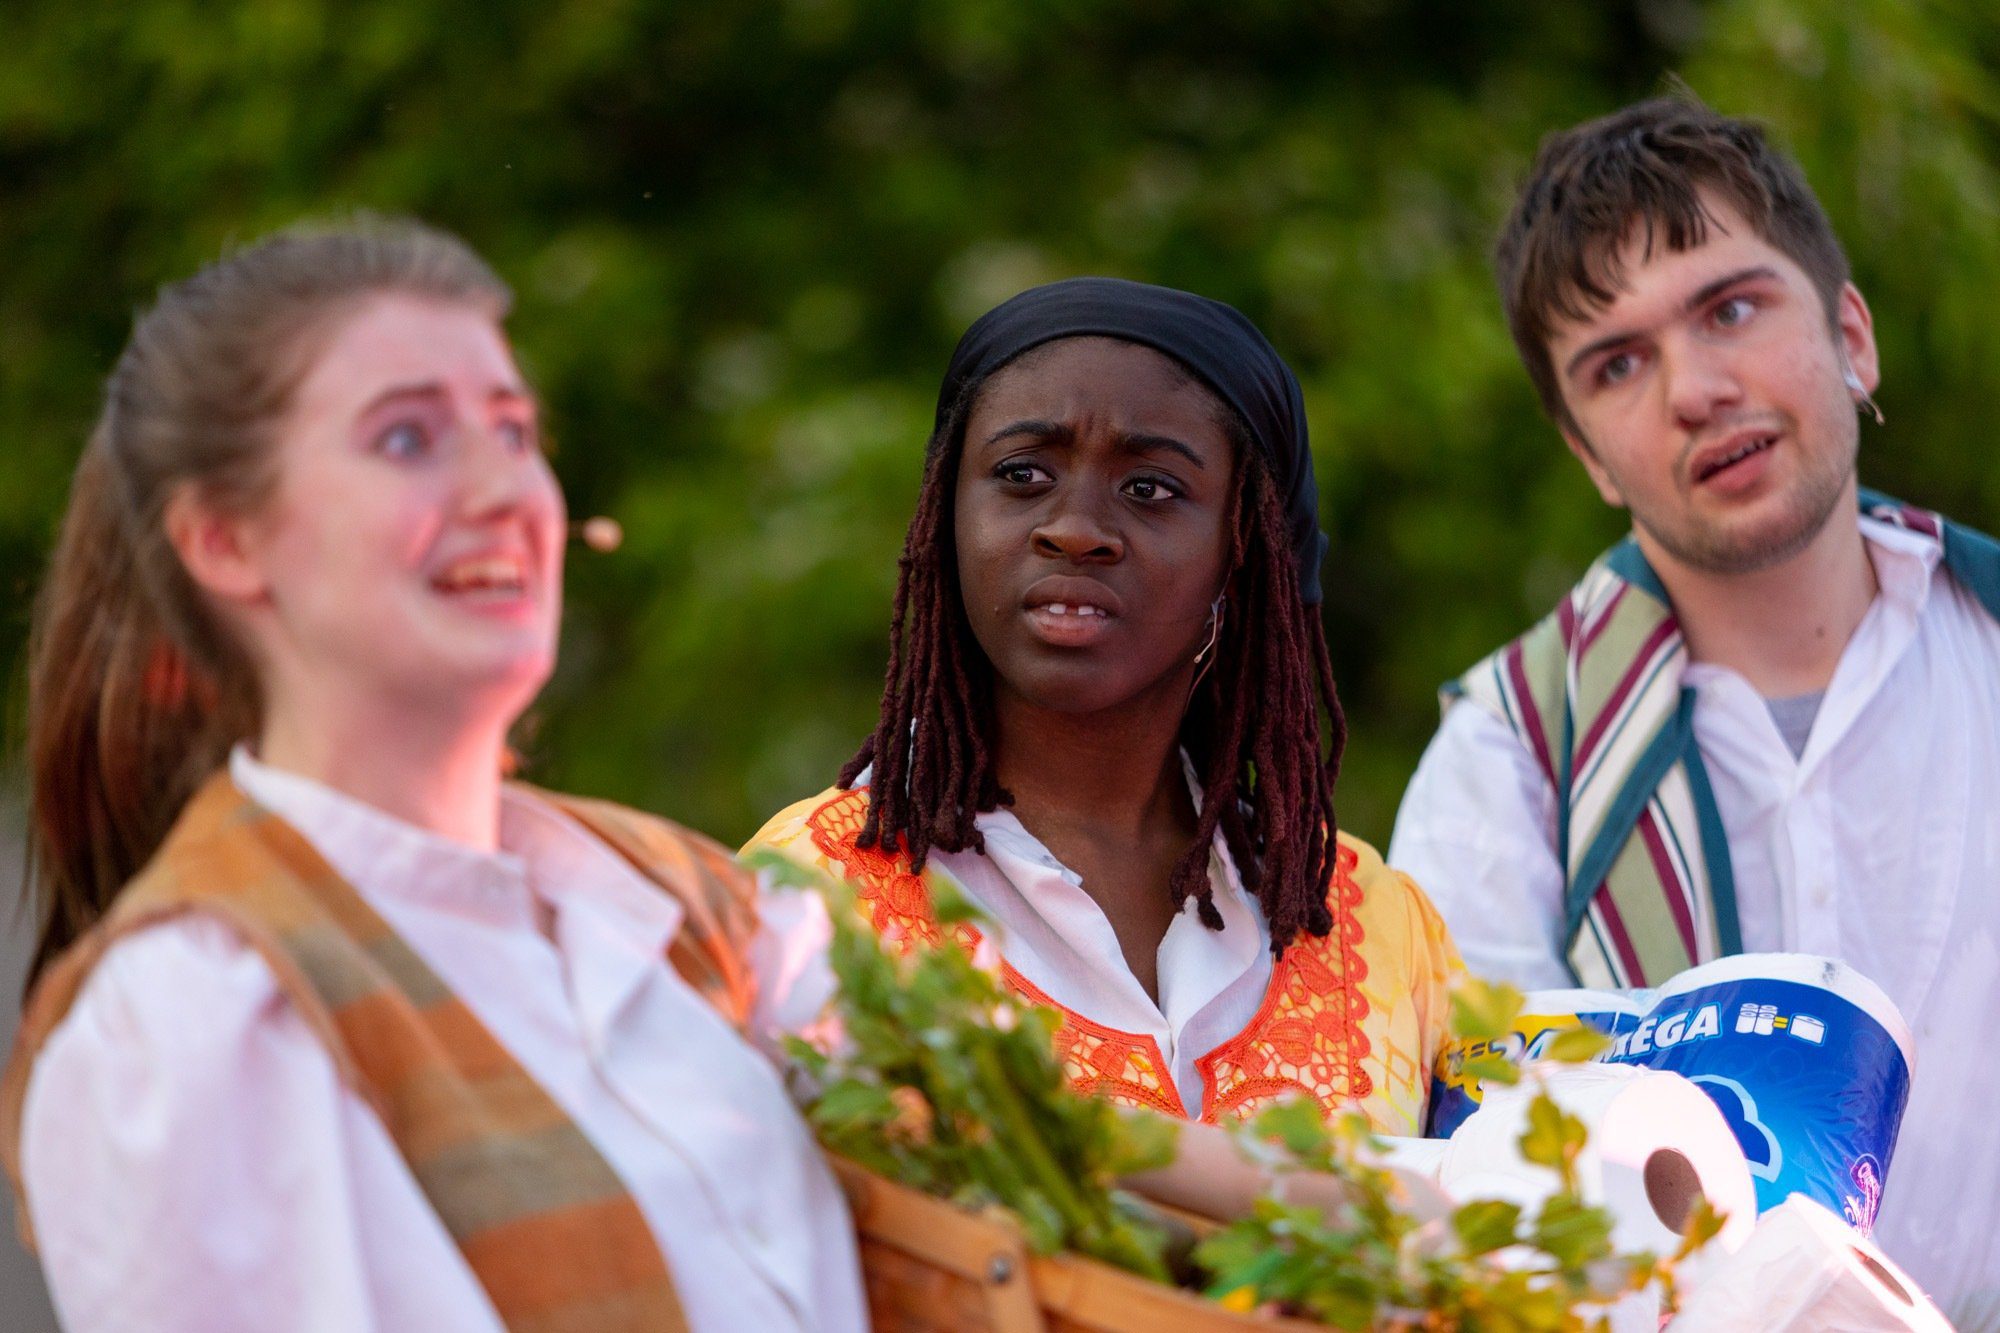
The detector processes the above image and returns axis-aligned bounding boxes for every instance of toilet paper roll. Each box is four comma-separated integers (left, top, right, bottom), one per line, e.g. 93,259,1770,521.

1618,953,1914,1230
1670,1196,1951,1331
1364,1134,1451,1181
1440,1062,1758,1259
1429,954,1915,1233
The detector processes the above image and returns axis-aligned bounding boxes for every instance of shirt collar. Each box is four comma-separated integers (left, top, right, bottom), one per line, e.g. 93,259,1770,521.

226,747,682,949
1857,512,1944,619
848,751,1262,935
1680,514,1940,695
969,750,1266,1026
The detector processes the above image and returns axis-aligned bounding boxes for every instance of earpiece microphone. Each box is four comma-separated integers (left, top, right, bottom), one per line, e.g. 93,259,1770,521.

1188,592,1228,700
1842,366,1886,426
569,516,624,552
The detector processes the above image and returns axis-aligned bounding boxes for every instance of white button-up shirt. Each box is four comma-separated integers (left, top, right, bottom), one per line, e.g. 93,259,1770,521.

839,755,1278,1119
930,800,1275,1118
1388,516,2000,1318
20,750,866,1333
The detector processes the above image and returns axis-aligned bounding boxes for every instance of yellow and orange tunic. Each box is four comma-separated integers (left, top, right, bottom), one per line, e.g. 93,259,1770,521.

747,784,1463,1136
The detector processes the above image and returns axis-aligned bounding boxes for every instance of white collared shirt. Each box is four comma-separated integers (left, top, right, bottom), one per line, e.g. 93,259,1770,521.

928,793,1275,1117
20,750,866,1333
1388,516,2000,1315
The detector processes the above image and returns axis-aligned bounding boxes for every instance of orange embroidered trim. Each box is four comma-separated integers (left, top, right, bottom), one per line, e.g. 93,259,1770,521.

801,790,1371,1125
1001,967,1188,1119
804,791,1185,1116
803,790,972,951
1196,844,1373,1123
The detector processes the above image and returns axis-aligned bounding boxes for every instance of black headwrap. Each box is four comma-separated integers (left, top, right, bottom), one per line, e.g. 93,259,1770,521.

934,276,1328,604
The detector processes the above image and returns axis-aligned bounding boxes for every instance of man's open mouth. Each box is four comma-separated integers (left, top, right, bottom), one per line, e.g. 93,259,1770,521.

1695,434,1777,483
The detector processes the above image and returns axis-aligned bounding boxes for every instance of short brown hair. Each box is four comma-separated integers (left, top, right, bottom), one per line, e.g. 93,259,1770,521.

1496,94,1850,428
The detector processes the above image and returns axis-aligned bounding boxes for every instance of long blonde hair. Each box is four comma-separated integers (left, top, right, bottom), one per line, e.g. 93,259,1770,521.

25,218,511,980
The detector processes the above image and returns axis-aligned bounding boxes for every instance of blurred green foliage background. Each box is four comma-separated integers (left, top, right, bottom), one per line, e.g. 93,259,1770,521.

3,0,1997,848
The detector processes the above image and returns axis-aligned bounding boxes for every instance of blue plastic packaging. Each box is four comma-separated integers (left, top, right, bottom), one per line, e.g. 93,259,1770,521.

1428,954,1913,1233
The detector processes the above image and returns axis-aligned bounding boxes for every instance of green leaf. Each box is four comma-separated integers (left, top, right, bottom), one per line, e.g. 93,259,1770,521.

1530,1193,1616,1269
928,876,982,925
1197,1243,1291,1302
810,1079,899,1128
1674,1198,1729,1258
1106,1107,1179,1175
1451,1198,1524,1255
1460,1052,1524,1086
1449,978,1525,1043
1518,1092,1587,1173
1542,1025,1612,1064
1252,1096,1334,1160
740,847,822,893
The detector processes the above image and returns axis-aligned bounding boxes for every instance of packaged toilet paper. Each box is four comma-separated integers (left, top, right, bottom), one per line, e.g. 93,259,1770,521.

1439,1062,1759,1258
1669,1195,1951,1331
1431,988,1642,1135
1429,954,1913,1231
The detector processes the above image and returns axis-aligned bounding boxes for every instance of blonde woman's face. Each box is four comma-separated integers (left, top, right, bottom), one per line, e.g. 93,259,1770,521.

242,293,565,728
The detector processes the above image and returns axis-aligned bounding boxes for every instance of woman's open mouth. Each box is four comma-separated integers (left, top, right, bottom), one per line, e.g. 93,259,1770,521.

1020,577,1123,648
431,553,535,612
1024,601,1115,647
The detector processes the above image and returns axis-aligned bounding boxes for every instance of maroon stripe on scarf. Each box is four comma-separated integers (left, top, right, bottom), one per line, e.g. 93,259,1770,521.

1637,810,1698,961
1594,889,1648,988
1897,505,1941,538
1505,641,1558,788
1574,616,1679,770
1577,582,1628,656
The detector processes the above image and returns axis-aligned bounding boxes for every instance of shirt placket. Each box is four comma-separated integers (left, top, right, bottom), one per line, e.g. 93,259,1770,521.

1786,775,1841,956
561,900,816,1331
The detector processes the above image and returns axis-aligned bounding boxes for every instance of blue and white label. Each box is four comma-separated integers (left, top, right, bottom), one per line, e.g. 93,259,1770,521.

1428,954,1913,1232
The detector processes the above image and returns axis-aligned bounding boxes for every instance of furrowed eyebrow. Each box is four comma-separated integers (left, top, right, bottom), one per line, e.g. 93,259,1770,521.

1117,431,1205,468
1563,264,1784,382
983,419,1068,448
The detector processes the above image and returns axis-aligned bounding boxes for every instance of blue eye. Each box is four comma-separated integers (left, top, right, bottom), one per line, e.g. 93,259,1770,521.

1712,296,1756,329
1598,352,1638,387
496,419,537,453
376,421,428,459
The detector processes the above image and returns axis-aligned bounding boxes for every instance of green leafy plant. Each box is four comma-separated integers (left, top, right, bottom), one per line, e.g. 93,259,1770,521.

747,848,1177,1280
1194,979,1725,1330
754,850,1725,1325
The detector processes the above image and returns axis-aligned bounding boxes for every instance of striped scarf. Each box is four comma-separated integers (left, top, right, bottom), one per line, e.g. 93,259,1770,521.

4,774,764,1332
1450,490,2000,988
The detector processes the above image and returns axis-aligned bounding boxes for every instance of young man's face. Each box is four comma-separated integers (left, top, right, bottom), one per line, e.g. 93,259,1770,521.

1546,190,1878,577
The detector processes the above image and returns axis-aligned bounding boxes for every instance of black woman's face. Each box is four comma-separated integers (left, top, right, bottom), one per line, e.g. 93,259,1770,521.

953,336,1236,717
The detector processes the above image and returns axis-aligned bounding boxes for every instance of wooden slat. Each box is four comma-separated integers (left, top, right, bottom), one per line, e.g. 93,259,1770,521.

827,1156,1325,1333
829,1157,1043,1332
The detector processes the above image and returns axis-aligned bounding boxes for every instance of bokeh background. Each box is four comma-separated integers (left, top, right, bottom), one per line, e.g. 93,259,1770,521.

2,0,1999,1323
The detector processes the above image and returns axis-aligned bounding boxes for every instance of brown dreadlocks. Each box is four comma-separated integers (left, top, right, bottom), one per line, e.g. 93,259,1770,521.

840,373,1348,955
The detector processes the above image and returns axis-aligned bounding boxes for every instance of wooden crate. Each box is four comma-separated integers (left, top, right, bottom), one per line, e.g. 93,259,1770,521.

827,1156,1325,1333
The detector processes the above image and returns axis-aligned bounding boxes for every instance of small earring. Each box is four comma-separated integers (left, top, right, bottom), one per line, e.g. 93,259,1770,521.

1192,593,1226,667
1189,593,1226,700
1845,368,1886,426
